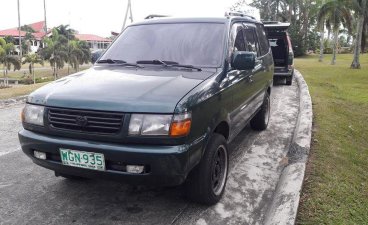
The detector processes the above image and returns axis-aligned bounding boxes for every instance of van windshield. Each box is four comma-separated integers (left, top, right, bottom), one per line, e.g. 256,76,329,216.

100,23,226,68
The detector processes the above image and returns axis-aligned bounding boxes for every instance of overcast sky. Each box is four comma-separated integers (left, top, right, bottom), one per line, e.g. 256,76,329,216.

0,0,255,37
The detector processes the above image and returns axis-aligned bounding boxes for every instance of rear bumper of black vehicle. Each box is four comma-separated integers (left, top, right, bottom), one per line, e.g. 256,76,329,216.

19,129,204,186
274,66,294,77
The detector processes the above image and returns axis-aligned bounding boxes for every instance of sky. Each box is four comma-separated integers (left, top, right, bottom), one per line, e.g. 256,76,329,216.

0,0,255,37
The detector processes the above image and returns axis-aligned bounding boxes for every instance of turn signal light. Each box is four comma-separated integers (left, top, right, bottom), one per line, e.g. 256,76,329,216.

21,107,25,122
170,119,191,137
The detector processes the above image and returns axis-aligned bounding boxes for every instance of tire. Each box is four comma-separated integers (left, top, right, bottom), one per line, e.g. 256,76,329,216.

250,91,270,131
185,134,229,205
286,76,292,85
286,70,294,85
272,77,278,85
55,172,85,180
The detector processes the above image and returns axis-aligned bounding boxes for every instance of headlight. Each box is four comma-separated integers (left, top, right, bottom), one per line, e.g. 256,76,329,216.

128,112,191,137
22,104,44,126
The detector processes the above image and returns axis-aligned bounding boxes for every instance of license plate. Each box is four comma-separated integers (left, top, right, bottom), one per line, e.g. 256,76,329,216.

59,149,105,171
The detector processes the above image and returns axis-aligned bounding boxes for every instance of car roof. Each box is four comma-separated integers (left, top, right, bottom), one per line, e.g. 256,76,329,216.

129,16,261,27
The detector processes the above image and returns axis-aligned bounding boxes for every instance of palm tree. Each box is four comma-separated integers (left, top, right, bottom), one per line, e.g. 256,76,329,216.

22,32,35,55
317,0,353,65
68,40,90,72
23,53,44,84
40,29,68,79
56,25,76,40
0,38,21,87
350,0,367,69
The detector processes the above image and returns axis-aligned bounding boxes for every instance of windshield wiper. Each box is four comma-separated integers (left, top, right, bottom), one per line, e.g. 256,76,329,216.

97,59,143,68
136,60,202,71
136,59,175,66
97,59,126,64
167,64,202,71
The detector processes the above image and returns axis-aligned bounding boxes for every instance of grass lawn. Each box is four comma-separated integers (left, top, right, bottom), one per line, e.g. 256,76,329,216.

296,54,368,224
0,65,91,100
0,83,49,100
5,64,91,80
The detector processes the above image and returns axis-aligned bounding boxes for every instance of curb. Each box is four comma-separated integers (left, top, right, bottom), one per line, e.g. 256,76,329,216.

263,70,313,225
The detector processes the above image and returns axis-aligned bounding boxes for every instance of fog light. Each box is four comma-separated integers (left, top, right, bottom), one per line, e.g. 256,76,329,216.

126,165,144,174
34,151,46,160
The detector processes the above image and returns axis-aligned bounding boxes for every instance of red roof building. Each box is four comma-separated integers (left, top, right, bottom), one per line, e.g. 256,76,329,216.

0,21,112,53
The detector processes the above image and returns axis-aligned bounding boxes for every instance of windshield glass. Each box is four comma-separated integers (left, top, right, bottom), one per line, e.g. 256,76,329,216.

100,23,226,67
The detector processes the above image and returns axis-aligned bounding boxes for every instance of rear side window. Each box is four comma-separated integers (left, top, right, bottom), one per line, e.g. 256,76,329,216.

256,24,270,56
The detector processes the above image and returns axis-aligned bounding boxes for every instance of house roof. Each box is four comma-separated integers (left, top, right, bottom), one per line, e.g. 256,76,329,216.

75,34,112,42
0,21,47,40
0,28,26,37
0,21,110,42
29,21,45,33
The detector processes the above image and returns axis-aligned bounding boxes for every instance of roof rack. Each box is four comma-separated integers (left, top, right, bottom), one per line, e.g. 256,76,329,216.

225,11,255,20
144,14,169,20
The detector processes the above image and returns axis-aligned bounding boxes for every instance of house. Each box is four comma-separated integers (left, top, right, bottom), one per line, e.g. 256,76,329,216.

0,21,112,54
0,21,48,54
75,34,112,51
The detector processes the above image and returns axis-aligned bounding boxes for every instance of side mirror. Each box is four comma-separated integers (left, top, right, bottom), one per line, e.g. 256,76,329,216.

231,51,256,70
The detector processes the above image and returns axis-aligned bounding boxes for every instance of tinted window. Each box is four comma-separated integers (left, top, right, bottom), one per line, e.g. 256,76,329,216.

256,24,270,56
100,23,226,67
234,28,247,52
243,25,260,56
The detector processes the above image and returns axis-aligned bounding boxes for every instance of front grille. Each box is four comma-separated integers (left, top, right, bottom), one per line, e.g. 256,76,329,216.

48,108,124,134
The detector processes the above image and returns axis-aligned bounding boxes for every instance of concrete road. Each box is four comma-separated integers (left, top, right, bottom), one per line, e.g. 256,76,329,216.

0,80,299,225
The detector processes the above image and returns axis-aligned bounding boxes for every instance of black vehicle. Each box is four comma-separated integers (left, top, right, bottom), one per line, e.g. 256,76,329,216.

19,13,274,205
264,22,294,85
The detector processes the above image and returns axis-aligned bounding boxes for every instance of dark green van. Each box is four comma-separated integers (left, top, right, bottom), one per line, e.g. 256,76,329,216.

19,13,274,205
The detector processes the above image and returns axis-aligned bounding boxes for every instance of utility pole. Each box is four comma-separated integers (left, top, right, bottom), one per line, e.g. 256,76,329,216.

17,0,22,60
44,0,48,33
122,0,133,31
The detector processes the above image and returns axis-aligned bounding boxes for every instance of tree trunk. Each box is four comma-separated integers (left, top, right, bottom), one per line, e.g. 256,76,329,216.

275,0,279,21
288,1,292,22
4,63,8,87
331,30,338,65
53,63,56,80
32,64,36,84
351,16,365,69
2,65,5,87
319,26,325,62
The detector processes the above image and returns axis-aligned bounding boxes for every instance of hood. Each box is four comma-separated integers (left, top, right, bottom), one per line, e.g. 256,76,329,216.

27,66,216,113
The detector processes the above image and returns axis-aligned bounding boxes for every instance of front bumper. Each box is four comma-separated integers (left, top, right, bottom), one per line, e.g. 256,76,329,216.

19,129,203,186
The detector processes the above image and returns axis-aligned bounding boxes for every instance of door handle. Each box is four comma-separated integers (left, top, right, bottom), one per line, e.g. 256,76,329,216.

248,75,254,83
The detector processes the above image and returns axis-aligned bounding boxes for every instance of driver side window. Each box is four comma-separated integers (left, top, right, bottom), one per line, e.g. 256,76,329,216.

229,23,247,66
230,23,247,53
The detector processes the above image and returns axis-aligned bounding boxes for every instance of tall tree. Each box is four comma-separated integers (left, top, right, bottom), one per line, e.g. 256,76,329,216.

20,25,35,33
351,0,367,69
68,40,90,72
56,25,76,40
317,0,353,65
40,29,68,79
23,53,44,84
0,38,21,87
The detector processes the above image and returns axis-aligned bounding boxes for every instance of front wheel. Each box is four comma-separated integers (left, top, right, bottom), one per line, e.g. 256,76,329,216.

185,134,228,205
250,91,270,131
